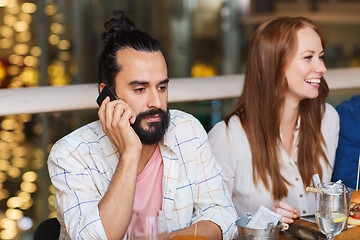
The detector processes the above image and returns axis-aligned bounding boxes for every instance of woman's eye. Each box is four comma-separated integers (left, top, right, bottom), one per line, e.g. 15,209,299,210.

319,55,325,60
304,56,313,60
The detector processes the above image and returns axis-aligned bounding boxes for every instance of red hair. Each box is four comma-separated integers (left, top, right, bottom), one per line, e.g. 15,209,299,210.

225,17,329,200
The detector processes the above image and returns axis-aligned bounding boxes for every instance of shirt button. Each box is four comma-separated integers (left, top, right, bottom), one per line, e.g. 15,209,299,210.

295,177,299,181
303,210,307,214
299,194,303,198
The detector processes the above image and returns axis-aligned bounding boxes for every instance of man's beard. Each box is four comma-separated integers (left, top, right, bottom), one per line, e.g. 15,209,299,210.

131,108,170,145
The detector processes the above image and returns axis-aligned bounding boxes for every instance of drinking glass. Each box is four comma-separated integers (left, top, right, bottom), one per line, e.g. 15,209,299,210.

128,209,169,240
315,182,348,240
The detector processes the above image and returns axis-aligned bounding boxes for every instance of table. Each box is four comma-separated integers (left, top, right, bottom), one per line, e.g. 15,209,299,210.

279,219,360,240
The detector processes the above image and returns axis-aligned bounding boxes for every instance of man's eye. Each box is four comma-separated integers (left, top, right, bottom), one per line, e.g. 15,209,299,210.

135,88,145,93
158,85,167,91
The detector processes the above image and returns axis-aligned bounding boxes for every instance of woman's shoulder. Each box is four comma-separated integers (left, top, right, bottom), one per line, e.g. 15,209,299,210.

321,103,340,132
324,103,338,116
209,115,249,148
210,115,244,135
323,103,339,123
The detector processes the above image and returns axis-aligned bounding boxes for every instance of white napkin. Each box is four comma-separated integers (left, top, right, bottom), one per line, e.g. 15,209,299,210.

246,205,282,229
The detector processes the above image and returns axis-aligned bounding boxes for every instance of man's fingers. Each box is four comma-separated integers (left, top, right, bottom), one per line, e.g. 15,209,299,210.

119,107,136,126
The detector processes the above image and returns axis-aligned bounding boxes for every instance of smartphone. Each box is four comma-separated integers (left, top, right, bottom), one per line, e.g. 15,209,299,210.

96,85,118,106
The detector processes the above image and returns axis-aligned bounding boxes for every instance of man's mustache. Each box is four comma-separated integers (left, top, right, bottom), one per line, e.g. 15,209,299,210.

132,108,168,123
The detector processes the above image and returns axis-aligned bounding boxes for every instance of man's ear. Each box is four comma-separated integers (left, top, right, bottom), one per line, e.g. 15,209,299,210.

99,83,106,92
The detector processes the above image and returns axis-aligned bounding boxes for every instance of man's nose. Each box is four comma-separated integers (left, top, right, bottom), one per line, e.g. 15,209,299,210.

148,89,162,109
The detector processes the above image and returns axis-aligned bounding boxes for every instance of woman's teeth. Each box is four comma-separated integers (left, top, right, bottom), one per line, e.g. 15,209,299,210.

305,78,320,84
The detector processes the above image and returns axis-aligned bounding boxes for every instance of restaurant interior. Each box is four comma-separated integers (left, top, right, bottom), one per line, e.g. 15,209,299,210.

0,0,360,239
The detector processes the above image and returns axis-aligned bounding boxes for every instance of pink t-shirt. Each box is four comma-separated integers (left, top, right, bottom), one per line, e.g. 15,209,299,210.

133,145,163,211
129,145,163,237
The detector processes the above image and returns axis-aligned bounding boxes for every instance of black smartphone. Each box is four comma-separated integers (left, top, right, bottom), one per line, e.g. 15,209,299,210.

96,85,118,106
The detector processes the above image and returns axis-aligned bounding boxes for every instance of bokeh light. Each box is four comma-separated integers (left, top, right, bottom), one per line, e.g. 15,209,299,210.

0,39,13,49
12,157,27,168
5,3,20,14
0,149,11,159
0,171,7,181
20,181,37,193
0,189,10,200
13,21,28,32
8,166,21,178
8,54,24,66
19,12,32,22
33,148,44,159
20,67,39,86
13,130,25,142
0,159,10,171
22,171,37,182
16,31,31,42
51,22,63,34
18,191,31,201
0,218,15,229
7,197,22,208
13,43,29,55
0,26,14,38
49,34,60,45
58,39,71,50
1,118,16,130
17,216,34,231
24,56,38,67
30,46,42,56
7,65,21,76
48,195,55,206
0,0,8,7
58,51,72,61
44,4,57,15
12,146,27,157
19,198,33,210
21,2,36,13
1,228,17,240
5,208,23,220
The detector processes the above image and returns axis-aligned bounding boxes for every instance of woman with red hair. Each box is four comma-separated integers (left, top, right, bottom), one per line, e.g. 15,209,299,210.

209,16,339,223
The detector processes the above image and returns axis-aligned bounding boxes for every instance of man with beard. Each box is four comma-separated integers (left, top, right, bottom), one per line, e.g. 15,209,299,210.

47,10,237,240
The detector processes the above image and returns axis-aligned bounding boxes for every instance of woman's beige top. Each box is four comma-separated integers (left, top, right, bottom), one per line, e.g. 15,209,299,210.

208,103,339,218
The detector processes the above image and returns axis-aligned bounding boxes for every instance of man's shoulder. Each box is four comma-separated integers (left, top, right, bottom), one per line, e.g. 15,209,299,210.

63,120,102,138
53,120,103,149
165,110,205,141
336,95,360,116
169,109,200,125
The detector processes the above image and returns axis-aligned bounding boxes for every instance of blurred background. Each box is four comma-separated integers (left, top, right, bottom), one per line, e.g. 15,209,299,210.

0,0,359,239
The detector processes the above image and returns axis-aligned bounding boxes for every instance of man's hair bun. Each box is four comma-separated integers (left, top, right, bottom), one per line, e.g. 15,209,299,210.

101,10,135,44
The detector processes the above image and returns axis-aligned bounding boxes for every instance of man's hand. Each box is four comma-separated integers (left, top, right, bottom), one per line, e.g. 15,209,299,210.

98,96,142,158
271,201,300,223
169,221,222,240
97,97,143,239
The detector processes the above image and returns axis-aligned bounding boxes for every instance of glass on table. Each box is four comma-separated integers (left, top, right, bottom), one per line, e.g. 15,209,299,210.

315,182,349,240
128,209,169,240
